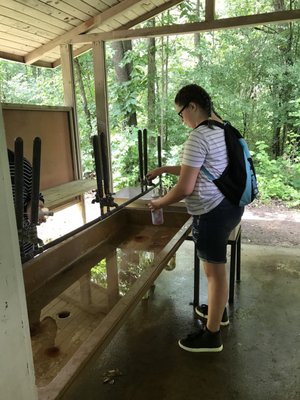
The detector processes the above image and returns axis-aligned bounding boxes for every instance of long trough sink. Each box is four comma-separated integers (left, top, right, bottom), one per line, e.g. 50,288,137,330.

23,206,192,399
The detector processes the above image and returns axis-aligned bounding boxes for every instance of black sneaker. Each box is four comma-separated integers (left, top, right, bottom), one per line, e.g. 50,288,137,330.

178,328,223,353
195,304,229,326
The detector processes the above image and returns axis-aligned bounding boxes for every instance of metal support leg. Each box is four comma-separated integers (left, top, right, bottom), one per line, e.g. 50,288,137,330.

228,242,236,304
188,226,242,307
228,225,242,304
236,231,241,281
229,242,236,304
193,243,200,307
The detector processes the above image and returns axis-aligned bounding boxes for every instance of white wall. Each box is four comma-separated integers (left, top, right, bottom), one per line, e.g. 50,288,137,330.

0,104,38,399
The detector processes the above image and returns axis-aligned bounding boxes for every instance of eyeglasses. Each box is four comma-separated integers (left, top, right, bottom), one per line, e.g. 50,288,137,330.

178,103,189,119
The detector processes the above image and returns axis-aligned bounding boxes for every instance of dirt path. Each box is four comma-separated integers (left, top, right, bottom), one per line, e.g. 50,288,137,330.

241,202,300,248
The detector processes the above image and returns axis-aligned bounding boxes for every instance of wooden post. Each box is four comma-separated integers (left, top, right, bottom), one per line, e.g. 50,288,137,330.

93,41,113,192
205,0,215,21
60,44,87,220
60,44,82,180
0,105,38,399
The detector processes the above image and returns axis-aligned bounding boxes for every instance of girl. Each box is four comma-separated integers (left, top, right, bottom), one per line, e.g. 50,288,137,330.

147,84,244,352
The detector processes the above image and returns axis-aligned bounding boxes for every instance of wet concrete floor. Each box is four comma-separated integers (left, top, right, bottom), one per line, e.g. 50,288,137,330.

61,242,300,400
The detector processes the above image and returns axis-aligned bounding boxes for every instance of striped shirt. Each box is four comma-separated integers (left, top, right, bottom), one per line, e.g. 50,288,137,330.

181,124,228,215
8,149,33,211
8,149,43,261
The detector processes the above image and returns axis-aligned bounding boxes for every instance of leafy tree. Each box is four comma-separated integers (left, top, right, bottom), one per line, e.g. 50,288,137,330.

0,62,63,105
1,0,299,205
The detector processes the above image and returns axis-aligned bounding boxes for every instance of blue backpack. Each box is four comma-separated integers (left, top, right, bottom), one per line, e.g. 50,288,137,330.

200,120,259,207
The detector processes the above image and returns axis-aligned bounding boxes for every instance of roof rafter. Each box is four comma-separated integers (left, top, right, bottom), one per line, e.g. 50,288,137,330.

25,0,183,65
52,0,184,68
69,9,300,44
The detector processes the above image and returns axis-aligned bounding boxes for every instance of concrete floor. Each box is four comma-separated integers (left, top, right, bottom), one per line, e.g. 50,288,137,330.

61,242,300,400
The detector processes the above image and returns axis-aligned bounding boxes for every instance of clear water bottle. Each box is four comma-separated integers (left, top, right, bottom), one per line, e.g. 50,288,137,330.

151,189,164,225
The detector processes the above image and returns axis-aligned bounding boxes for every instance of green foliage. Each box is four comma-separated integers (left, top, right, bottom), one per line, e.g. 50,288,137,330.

0,62,63,105
107,42,148,130
254,141,300,206
111,128,141,188
90,250,154,297
90,259,107,287
1,1,300,208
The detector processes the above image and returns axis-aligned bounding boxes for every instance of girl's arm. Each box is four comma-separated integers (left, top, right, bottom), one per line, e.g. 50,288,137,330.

146,165,181,180
148,164,199,210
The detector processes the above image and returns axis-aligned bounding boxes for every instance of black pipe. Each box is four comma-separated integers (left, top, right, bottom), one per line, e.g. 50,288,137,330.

100,132,110,211
14,137,24,232
143,129,148,188
92,134,104,215
157,135,162,167
31,137,41,225
137,129,144,191
14,137,24,260
157,135,162,189
42,184,158,252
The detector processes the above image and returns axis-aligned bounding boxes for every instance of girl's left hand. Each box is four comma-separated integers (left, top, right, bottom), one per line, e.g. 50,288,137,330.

148,198,162,211
38,202,47,224
27,201,47,224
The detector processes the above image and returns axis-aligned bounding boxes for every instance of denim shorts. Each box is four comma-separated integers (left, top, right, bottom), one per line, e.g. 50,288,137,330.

192,198,244,264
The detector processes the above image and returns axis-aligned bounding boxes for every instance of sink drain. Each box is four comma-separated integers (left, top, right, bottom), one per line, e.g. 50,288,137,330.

45,346,60,357
57,310,70,319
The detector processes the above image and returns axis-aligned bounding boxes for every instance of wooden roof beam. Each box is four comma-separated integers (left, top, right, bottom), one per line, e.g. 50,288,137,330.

24,0,152,65
117,0,184,30
52,0,184,68
0,51,53,68
69,9,300,44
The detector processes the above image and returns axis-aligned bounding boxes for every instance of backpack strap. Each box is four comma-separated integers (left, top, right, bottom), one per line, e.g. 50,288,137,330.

197,119,230,129
201,165,216,181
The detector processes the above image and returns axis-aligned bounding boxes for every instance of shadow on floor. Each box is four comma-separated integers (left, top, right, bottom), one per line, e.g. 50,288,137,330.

61,243,300,400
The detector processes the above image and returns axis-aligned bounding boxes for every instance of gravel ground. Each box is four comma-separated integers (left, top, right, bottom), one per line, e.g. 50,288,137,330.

241,201,300,248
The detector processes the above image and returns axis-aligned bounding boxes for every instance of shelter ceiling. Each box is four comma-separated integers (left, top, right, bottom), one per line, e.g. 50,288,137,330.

0,0,183,67
0,1,300,68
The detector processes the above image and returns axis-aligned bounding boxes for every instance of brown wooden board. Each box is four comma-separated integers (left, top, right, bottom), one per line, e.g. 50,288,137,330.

2,104,76,190
43,179,96,209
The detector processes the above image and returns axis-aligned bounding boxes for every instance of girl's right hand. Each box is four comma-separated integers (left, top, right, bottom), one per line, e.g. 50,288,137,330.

146,167,164,181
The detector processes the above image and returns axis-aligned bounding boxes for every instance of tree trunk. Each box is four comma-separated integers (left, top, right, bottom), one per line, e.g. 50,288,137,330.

271,0,295,156
272,126,281,157
147,19,156,131
160,36,165,140
164,35,169,144
194,0,202,64
74,58,93,132
111,40,137,127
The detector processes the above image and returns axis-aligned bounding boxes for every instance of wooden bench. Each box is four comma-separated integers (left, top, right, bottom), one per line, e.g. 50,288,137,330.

188,223,241,306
